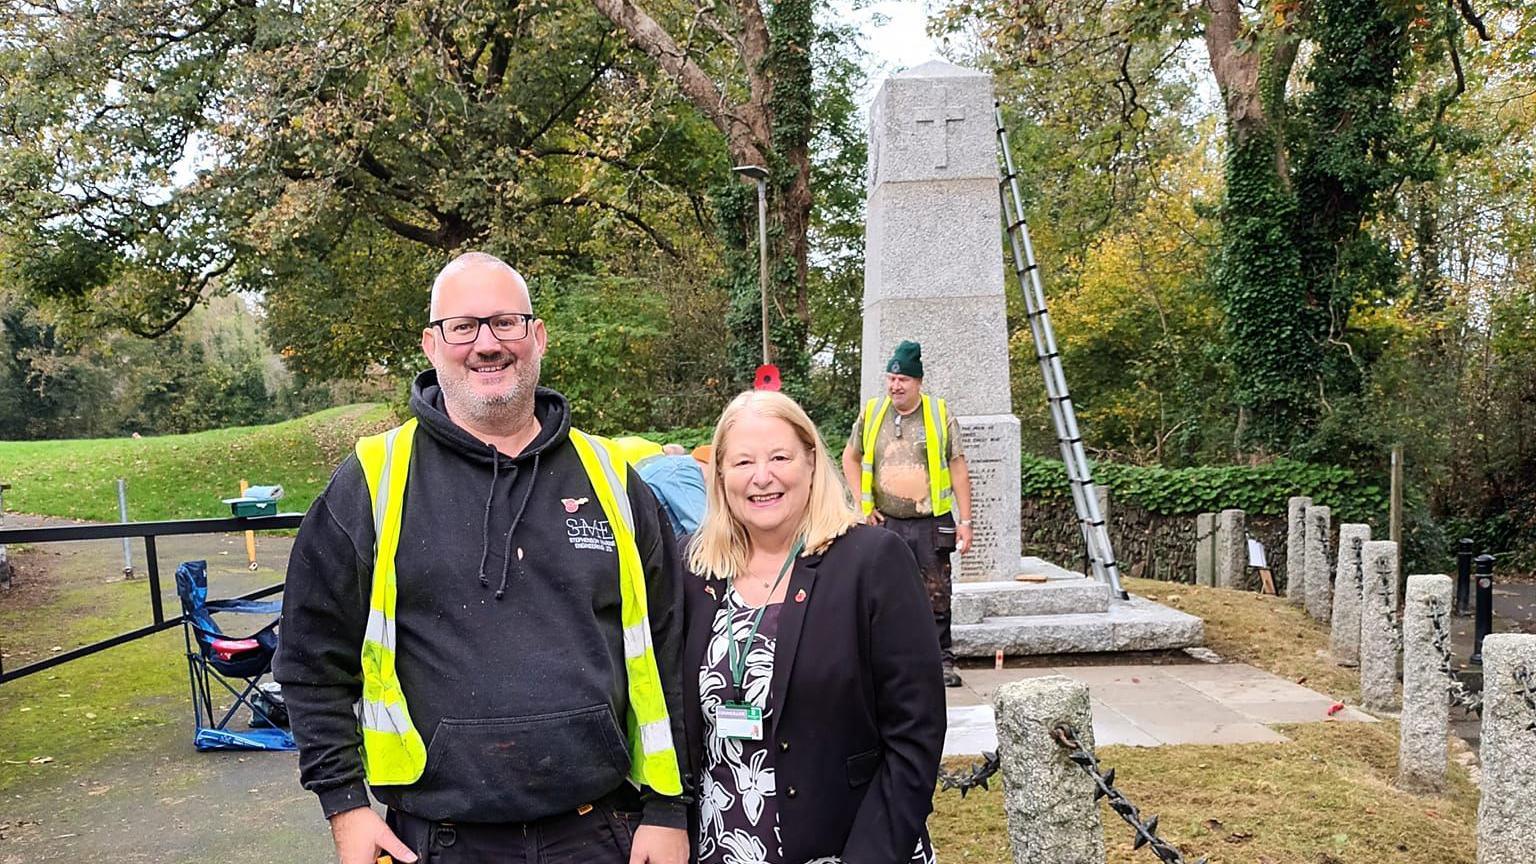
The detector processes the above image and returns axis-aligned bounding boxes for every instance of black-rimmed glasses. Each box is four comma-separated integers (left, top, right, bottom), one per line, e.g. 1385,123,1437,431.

429,313,536,344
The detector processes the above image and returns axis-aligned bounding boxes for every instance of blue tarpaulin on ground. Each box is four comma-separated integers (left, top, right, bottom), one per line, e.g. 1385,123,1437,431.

194,726,296,752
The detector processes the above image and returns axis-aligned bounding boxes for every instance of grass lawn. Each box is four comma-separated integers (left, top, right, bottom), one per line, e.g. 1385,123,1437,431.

0,538,284,792
0,404,396,522
933,720,1477,864
930,577,1476,863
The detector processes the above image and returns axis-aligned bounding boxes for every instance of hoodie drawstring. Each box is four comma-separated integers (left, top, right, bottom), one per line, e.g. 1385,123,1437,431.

476,444,541,601
494,451,540,600
476,449,500,589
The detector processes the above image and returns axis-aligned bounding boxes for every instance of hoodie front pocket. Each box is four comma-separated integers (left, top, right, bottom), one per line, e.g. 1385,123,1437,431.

404,704,631,822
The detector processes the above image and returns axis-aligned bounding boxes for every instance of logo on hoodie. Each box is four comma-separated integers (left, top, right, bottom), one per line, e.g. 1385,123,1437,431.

566,517,616,553
561,497,588,514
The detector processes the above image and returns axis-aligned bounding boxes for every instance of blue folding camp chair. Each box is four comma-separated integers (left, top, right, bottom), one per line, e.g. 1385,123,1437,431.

174,560,295,751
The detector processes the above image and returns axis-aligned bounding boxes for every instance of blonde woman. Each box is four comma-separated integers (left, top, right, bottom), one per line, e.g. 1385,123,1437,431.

681,390,945,864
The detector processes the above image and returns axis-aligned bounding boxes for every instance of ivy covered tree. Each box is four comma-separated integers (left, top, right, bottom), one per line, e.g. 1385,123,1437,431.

941,0,1494,450
1200,0,1489,448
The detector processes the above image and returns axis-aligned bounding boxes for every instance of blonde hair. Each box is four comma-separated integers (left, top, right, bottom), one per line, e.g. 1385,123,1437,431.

688,390,859,580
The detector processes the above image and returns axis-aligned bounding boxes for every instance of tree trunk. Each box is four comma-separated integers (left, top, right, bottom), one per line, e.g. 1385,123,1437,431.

1202,0,1315,447
589,0,813,385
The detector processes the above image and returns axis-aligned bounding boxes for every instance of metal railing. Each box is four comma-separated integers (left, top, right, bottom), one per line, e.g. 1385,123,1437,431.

0,514,303,684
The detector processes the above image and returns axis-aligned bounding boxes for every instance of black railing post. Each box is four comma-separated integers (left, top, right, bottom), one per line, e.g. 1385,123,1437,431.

1455,537,1474,617
144,535,164,626
1471,554,1496,666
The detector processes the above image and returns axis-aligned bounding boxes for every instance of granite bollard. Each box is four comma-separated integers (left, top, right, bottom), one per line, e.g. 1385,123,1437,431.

994,676,1106,864
1399,574,1451,793
1360,540,1401,712
1215,509,1246,590
1304,505,1332,622
1329,523,1371,667
1286,496,1311,605
1476,634,1536,864
1195,512,1216,588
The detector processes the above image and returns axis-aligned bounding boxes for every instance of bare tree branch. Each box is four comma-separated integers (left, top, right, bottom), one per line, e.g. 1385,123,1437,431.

525,33,613,146
124,256,236,338
1454,0,1491,40
589,0,769,162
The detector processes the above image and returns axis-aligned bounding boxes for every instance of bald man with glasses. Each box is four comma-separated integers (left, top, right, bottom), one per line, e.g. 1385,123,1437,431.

276,252,690,864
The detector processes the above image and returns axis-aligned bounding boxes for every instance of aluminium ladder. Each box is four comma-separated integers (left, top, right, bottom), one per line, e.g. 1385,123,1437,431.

994,101,1127,600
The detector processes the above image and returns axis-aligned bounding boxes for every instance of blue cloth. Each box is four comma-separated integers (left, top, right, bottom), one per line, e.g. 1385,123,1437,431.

636,455,706,536
194,726,296,752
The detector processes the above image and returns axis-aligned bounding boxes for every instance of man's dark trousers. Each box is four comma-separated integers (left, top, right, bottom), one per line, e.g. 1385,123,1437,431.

384,791,641,863
882,512,956,665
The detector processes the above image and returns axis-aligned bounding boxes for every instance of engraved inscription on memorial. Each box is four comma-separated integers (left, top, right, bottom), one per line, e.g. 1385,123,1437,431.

957,423,1007,581
912,84,965,169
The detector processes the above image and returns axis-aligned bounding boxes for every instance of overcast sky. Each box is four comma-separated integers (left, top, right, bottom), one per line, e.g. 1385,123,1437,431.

844,0,952,99
856,1,946,70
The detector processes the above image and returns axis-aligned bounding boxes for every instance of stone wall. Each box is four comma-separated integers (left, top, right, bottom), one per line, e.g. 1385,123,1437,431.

1019,497,1291,588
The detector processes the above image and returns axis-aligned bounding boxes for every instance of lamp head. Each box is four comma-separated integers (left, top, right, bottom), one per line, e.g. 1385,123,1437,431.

732,164,769,182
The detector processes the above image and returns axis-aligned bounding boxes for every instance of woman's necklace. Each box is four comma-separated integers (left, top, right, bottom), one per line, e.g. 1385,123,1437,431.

737,541,803,601
740,560,779,596
737,565,774,593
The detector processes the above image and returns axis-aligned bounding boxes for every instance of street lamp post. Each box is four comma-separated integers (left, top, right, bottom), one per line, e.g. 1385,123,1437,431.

732,164,771,365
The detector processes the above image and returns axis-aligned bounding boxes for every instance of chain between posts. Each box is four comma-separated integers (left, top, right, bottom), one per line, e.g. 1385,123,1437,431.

1428,598,1483,716
1514,665,1536,733
1051,724,1206,864
937,751,1000,797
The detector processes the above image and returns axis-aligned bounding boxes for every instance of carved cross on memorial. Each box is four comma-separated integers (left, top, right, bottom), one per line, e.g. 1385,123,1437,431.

912,85,966,169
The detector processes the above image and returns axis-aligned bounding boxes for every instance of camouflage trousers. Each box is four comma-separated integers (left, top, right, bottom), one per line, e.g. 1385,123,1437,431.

881,512,956,665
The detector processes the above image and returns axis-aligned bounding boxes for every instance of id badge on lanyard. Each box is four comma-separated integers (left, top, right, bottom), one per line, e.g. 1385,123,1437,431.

715,702,764,740
714,539,803,741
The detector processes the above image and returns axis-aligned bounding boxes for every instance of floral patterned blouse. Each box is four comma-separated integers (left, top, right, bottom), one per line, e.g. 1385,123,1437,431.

696,586,936,864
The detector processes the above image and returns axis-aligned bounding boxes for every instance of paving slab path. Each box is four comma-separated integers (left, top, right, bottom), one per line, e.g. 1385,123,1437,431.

944,659,1377,756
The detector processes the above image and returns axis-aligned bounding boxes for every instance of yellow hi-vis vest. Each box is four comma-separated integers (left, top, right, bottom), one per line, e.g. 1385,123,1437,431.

352,418,683,795
859,394,953,518
612,436,664,466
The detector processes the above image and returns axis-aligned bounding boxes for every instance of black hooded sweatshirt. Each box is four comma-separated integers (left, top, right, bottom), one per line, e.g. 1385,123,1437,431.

273,372,688,827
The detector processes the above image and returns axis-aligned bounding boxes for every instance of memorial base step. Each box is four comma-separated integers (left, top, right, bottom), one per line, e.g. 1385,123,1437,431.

952,596,1204,657
952,579,1111,625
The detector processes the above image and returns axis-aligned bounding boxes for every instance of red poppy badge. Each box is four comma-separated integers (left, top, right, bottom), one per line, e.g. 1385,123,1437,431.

754,364,782,391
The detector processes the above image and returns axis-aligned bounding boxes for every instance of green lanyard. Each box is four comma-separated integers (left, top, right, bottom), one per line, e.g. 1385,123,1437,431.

727,539,804,703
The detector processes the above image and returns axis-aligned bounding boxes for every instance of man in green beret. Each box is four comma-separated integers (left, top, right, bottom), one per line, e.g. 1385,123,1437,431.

841,340,974,686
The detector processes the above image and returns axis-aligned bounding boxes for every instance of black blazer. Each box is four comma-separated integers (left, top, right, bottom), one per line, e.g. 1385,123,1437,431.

682,524,946,864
